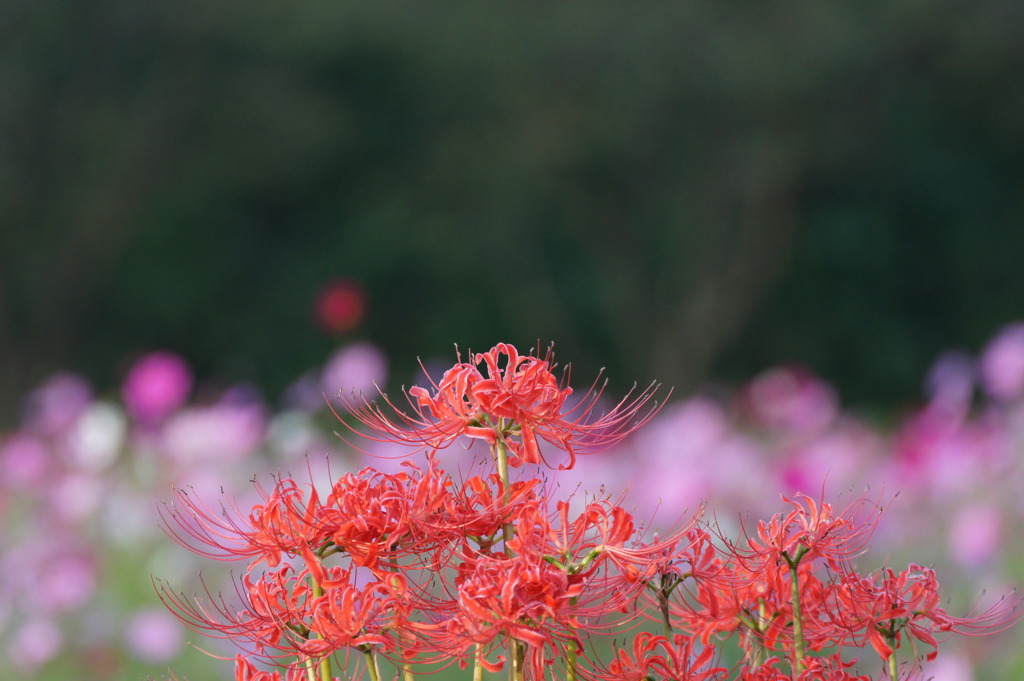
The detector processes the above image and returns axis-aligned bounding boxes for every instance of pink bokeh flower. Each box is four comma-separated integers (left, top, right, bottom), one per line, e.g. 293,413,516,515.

36,550,97,614
979,323,1024,401
947,503,1002,570
160,401,266,466
741,366,839,437
23,373,93,436
322,341,389,398
122,352,193,424
0,434,51,488
125,608,184,662
8,618,62,671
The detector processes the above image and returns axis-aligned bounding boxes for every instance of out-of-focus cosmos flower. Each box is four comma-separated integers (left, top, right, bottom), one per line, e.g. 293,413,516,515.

121,352,193,424
322,341,389,398
980,323,1024,402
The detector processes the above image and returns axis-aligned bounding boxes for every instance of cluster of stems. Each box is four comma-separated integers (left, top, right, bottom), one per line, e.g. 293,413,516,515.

157,343,1019,681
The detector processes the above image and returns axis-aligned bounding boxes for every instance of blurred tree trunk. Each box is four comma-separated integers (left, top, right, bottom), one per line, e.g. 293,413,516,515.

645,139,803,393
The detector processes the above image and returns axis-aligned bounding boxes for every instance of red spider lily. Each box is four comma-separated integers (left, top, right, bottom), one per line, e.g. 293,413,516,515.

505,493,708,623
160,559,410,668
317,458,482,571
830,564,1021,663
302,571,406,659
319,467,417,569
669,533,841,655
599,632,726,681
155,335,1024,681
510,497,673,618
795,655,872,681
420,469,542,552
671,527,727,585
739,493,881,574
402,453,464,535
233,655,307,681
162,463,459,574
670,559,796,647
337,342,663,469
409,493,707,675
505,498,634,575
737,654,871,681
156,565,313,663
737,658,790,681
664,493,882,656
597,517,704,590
414,550,588,677
456,552,584,646
159,477,329,569
469,343,572,467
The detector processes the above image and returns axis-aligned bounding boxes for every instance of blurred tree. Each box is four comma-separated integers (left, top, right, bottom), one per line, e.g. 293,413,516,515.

1,0,1022,424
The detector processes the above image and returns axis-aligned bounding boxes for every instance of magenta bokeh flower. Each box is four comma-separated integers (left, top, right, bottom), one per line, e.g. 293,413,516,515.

741,366,838,437
37,550,97,614
23,373,93,436
125,609,184,662
160,402,266,466
322,341,389,398
8,618,62,671
925,351,976,416
948,503,1002,570
122,352,193,424
923,651,975,681
0,434,51,488
979,322,1024,401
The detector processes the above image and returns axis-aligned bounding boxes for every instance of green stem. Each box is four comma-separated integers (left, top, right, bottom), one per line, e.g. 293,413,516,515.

565,595,579,681
310,580,333,681
784,550,807,672
885,633,899,681
473,644,484,681
657,576,674,638
511,643,525,681
789,574,805,670
493,436,523,681
750,599,767,667
363,647,382,681
495,435,513,524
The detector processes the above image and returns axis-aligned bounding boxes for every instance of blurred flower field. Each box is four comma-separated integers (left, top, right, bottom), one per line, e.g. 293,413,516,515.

3,327,1024,680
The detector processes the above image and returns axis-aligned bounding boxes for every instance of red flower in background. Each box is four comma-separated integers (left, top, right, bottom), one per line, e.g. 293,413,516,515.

314,279,366,336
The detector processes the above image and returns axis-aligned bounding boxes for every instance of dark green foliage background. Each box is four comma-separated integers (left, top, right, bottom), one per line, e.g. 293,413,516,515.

2,0,1023,420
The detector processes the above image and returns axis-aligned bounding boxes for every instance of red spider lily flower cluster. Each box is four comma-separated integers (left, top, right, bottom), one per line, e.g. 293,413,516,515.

157,343,1020,681
636,493,1020,681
